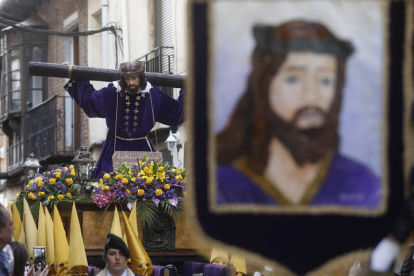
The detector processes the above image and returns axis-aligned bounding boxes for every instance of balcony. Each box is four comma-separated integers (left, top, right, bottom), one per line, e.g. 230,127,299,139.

137,46,174,97
27,95,75,163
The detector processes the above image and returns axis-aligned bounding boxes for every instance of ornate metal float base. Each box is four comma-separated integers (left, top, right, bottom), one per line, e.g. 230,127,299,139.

143,211,176,251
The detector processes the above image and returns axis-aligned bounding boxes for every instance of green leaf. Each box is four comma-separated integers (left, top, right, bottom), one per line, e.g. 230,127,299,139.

97,204,110,226
15,200,23,220
29,201,40,220
136,201,159,228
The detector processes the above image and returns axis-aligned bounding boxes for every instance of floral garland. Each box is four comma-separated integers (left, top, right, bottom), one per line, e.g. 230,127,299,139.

93,157,186,211
17,165,80,203
16,156,187,225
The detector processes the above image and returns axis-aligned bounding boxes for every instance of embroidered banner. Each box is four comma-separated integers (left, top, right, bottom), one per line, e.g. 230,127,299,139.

112,151,163,169
187,0,413,274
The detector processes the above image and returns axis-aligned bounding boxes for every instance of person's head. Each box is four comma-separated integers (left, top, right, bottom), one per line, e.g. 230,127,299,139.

103,234,130,275
119,61,147,94
217,20,354,171
0,204,14,248
11,242,28,276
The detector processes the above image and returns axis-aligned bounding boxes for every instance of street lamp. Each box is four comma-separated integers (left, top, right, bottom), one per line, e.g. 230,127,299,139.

23,153,41,181
71,145,95,199
165,130,180,155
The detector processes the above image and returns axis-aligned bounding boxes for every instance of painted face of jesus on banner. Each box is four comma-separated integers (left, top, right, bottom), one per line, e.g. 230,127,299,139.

215,20,383,211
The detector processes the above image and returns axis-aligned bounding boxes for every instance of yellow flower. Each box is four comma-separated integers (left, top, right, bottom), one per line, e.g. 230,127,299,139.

126,190,131,195
122,178,129,184
93,183,98,188
156,171,166,181
164,184,170,190
35,177,43,183
137,189,145,196
99,179,103,185
38,181,44,187
57,168,62,172
64,167,68,171
29,180,34,185
69,165,74,169
104,173,110,180
66,193,72,197
58,195,64,200
26,184,29,188
158,167,163,172
139,160,143,167
131,177,136,183
32,196,38,200
70,169,76,176
48,195,54,200
49,178,56,185
16,192,20,198
28,192,34,199
66,178,73,185
148,169,153,175
146,178,152,184
54,172,61,178
103,186,110,191
143,167,149,174
175,175,183,181
38,192,45,196
116,174,122,180
151,161,154,167
155,189,163,196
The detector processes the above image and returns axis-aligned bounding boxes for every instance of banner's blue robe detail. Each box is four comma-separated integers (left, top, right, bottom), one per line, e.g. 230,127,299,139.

217,153,381,208
64,80,184,178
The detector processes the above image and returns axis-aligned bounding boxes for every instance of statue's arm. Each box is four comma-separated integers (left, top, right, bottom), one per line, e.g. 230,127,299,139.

64,79,107,118
155,87,184,126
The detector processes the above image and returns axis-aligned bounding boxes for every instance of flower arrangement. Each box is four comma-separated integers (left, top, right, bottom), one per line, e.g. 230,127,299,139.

93,155,186,226
17,165,81,204
15,155,187,226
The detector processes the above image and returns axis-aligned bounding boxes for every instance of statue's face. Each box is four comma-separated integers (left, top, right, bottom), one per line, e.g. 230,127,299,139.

124,76,140,94
268,52,337,129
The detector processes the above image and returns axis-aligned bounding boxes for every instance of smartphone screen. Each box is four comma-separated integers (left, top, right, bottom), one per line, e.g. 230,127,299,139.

33,246,46,269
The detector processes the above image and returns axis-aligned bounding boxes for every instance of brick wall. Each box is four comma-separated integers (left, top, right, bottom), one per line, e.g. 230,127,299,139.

37,0,90,147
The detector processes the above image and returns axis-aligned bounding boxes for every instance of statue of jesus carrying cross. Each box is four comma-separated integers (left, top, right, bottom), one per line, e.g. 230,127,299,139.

63,60,184,178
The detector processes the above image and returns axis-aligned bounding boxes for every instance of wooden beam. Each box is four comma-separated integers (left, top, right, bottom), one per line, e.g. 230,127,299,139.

29,62,186,88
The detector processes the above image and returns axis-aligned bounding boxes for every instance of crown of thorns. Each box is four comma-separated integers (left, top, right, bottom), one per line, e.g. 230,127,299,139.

253,25,354,58
119,60,146,76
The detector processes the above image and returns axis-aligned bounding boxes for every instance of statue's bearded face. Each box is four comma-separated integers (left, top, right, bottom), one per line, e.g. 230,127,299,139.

124,76,140,94
267,52,340,166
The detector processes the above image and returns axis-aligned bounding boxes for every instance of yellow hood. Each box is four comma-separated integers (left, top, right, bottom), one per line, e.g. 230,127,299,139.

122,211,153,276
66,203,88,276
53,204,69,276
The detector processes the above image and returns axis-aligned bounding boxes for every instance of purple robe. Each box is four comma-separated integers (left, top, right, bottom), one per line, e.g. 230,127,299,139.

64,80,184,178
217,153,382,208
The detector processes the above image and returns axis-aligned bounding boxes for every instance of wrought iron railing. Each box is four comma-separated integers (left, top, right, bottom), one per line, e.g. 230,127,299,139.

27,95,75,160
137,46,174,97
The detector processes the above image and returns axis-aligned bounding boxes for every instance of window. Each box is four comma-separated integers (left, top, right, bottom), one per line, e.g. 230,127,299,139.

9,48,20,112
26,46,44,107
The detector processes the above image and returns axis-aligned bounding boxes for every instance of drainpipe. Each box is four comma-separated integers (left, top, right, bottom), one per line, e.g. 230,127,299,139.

102,0,108,69
121,0,130,61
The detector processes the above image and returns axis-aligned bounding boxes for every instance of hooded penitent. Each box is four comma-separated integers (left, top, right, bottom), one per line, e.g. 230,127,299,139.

37,202,46,247
18,217,25,245
12,202,22,241
230,255,247,276
23,198,38,264
66,203,88,276
53,204,69,276
45,207,56,276
122,211,153,276
210,247,229,265
110,206,123,238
